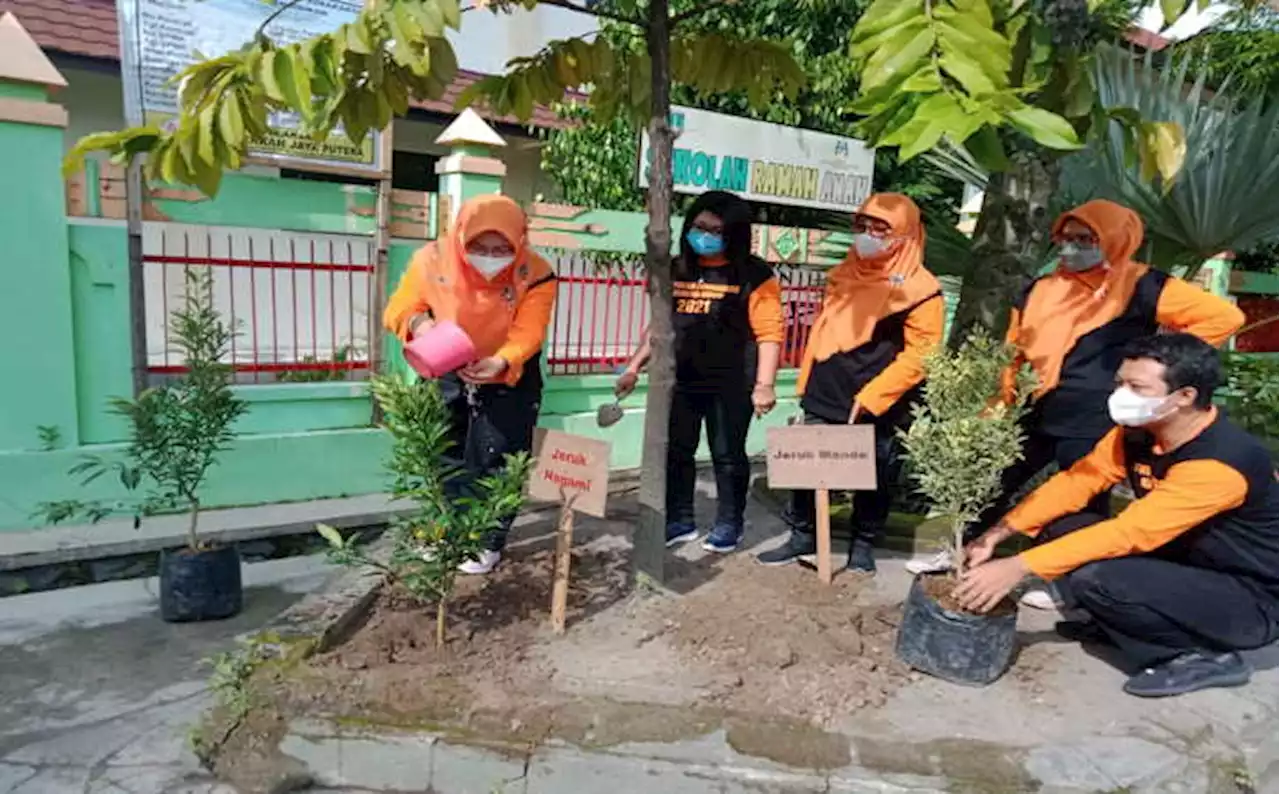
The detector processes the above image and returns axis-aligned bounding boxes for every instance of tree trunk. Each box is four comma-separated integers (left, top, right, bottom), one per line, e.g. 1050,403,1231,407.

634,0,673,584
187,498,200,550
436,599,447,648
948,151,1060,346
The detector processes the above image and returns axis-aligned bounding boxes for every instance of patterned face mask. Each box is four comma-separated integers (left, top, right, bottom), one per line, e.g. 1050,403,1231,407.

686,229,725,257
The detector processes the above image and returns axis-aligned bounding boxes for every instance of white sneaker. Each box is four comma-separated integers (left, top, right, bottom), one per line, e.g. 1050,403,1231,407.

1019,587,1058,611
905,550,953,575
458,549,501,575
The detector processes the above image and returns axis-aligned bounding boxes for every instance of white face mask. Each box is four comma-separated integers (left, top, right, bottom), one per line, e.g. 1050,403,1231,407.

469,253,515,279
853,233,891,259
1107,386,1174,427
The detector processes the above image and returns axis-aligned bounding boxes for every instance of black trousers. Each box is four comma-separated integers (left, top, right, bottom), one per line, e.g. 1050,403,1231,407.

439,372,542,552
1043,512,1279,671
784,412,903,545
966,426,1112,543
667,385,754,530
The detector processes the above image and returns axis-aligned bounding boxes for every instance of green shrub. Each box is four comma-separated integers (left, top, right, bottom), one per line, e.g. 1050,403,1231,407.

1221,352,1278,444
38,271,247,548
318,375,531,646
898,331,1036,573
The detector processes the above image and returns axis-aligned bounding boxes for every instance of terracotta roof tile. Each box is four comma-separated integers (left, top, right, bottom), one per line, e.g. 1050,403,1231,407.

0,0,575,128
1124,27,1171,52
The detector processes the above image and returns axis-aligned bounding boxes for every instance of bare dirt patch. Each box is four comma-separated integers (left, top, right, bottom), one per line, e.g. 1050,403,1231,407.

280,540,913,738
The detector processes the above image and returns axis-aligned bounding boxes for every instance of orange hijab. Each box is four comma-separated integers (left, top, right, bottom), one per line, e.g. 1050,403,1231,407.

798,193,941,393
1017,199,1149,397
394,195,553,382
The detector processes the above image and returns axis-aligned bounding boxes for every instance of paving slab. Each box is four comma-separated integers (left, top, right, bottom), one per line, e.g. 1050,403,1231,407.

262,513,1278,794
0,554,340,793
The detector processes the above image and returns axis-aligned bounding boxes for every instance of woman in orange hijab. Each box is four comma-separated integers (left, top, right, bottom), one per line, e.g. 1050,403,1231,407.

756,193,945,574
906,199,1245,582
383,194,556,575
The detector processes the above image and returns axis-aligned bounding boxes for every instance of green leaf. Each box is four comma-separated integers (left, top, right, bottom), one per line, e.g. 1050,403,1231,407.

288,49,312,115
1160,0,1186,27
511,76,534,121
259,50,285,103
860,24,934,94
851,0,925,46
1138,120,1187,190
963,125,1010,173
316,523,345,548
438,0,461,30
933,4,1012,56
938,40,997,95
851,15,927,61
218,96,244,146
196,104,217,165
1005,106,1082,150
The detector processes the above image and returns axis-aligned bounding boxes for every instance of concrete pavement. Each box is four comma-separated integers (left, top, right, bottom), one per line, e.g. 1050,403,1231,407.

0,554,338,793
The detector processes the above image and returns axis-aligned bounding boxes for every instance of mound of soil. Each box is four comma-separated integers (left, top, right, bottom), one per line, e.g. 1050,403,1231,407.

285,542,913,735
662,561,911,724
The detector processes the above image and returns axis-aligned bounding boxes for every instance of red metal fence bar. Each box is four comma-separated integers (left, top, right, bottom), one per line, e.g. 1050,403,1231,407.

541,249,825,376
143,225,375,385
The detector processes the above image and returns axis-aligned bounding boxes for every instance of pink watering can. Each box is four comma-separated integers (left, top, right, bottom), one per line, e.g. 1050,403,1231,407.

403,320,477,378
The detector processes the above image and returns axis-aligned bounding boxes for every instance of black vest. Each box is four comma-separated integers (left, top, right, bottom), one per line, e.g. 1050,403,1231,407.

800,293,943,425
1022,269,1169,439
672,256,774,391
1122,415,1279,597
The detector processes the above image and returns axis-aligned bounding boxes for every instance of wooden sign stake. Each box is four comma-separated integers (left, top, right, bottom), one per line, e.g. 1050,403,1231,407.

815,488,833,584
549,494,578,634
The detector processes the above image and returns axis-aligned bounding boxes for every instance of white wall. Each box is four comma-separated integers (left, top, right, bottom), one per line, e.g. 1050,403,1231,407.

447,5,598,77
392,117,553,205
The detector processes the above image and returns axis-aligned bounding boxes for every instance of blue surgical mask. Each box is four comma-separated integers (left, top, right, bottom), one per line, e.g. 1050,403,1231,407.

686,229,725,257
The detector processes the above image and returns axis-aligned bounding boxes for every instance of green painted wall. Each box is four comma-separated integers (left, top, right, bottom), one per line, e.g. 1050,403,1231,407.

0,428,391,530
68,223,133,444
151,172,376,235
0,102,79,452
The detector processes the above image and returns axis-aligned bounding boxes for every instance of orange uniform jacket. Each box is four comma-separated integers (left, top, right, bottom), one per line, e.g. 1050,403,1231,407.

1006,410,1279,593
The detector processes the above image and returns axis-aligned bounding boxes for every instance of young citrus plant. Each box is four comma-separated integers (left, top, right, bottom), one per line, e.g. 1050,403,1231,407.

39,270,247,548
319,374,531,646
898,330,1037,575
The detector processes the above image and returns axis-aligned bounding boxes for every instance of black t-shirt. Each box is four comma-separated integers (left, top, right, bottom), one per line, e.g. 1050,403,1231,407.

672,255,775,392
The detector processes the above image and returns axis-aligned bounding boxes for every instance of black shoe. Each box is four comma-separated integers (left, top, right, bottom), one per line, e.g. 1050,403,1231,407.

846,540,876,574
756,532,816,566
1123,651,1251,698
1055,620,1115,646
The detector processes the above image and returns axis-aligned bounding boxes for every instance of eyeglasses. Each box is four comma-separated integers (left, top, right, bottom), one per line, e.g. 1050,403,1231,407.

851,215,893,237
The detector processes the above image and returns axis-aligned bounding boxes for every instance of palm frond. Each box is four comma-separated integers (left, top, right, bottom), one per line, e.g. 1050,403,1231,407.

1065,46,1279,271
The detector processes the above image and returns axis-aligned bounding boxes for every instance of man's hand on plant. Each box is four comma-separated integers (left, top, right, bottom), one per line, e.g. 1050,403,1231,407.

615,369,639,399
964,522,1015,568
459,356,508,383
955,556,1030,613
752,382,776,417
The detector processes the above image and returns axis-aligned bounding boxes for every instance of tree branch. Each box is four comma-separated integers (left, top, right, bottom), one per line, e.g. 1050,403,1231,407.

536,0,647,27
254,0,310,41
